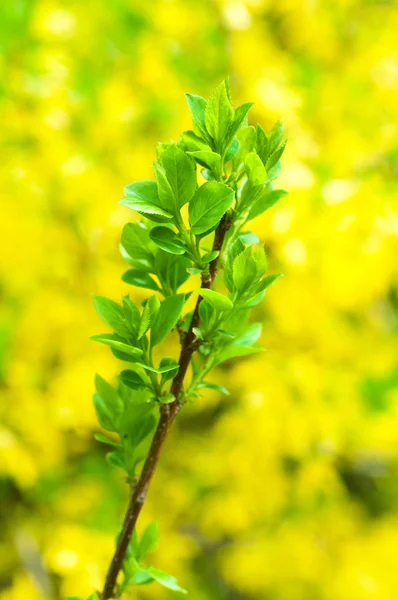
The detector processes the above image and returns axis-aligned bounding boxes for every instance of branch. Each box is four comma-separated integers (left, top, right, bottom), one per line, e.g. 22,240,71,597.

100,214,232,599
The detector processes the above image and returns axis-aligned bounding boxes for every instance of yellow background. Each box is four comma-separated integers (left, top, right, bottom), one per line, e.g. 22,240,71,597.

1,0,398,599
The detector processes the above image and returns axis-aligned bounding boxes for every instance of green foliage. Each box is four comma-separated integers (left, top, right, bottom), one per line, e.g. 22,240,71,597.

117,523,187,595
189,182,234,235
89,80,287,599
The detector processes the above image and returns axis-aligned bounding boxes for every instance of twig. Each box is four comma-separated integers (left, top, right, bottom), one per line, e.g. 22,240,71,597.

100,215,232,599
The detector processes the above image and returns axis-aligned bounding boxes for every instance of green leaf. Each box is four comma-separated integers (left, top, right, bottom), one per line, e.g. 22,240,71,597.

122,270,161,291
120,222,157,272
151,294,185,346
266,139,287,170
120,370,148,390
268,119,284,154
94,374,124,423
245,152,267,186
120,181,173,220
201,250,219,263
214,345,263,365
266,159,282,182
146,567,187,594
137,362,180,374
247,188,287,222
197,382,230,395
138,521,160,560
94,433,122,448
198,288,233,312
122,296,141,334
189,182,234,235
158,144,197,208
252,245,268,277
256,273,283,294
232,323,262,346
224,238,245,292
233,126,256,171
239,231,260,245
181,130,211,152
205,80,234,150
158,392,175,404
121,403,157,474
93,295,130,338
256,123,269,163
90,334,143,359
188,151,221,176
226,101,254,146
232,247,257,294
133,571,154,585
149,226,186,255
224,137,240,162
154,161,179,216
93,393,116,432
159,357,179,386
106,451,126,469
185,93,208,139
155,252,190,294
138,295,160,339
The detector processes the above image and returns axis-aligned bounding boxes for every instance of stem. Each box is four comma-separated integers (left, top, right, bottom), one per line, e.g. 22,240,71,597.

100,214,232,599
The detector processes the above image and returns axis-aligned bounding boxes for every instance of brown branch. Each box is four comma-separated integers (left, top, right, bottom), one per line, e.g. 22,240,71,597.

100,214,232,599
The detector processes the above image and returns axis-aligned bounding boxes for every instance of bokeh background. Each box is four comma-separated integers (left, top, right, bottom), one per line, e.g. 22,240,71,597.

1,0,398,599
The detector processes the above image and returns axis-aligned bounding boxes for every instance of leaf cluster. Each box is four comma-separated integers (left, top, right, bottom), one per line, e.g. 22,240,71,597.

89,79,287,597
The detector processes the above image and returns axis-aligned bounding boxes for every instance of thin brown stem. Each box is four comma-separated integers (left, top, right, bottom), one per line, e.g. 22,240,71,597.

100,215,232,599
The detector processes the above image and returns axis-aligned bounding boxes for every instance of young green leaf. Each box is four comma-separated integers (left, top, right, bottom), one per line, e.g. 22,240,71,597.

231,322,262,346
268,119,284,154
247,189,288,221
94,433,122,448
198,288,233,312
266,139,287,170
90,334,143,359
232,247,257,294
155,252,190,294
189,182,234,235
181,130,211,153
185,93,208,140
120,370,148,390
106,451,126,469
245,152,267,186
205,80,234,150
93,393,117,432
201,250,219,263
214,345,263,365
224,237,245,292
122,296,141,334
158,144,197,208
120,181,173,220
146,567,187,594
233,126,256,171
224,137,240,162
187,151,221,177
138,295,160,340
93,295,131,338
138,521,160,560
256,123,269,163
120,222,157,272
197,382,230,395
122,270,161,291
226,101,254,146
95,373,123,412
151,294,185,346
149,226,186,255
136,362,180,375
159,357,179,386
